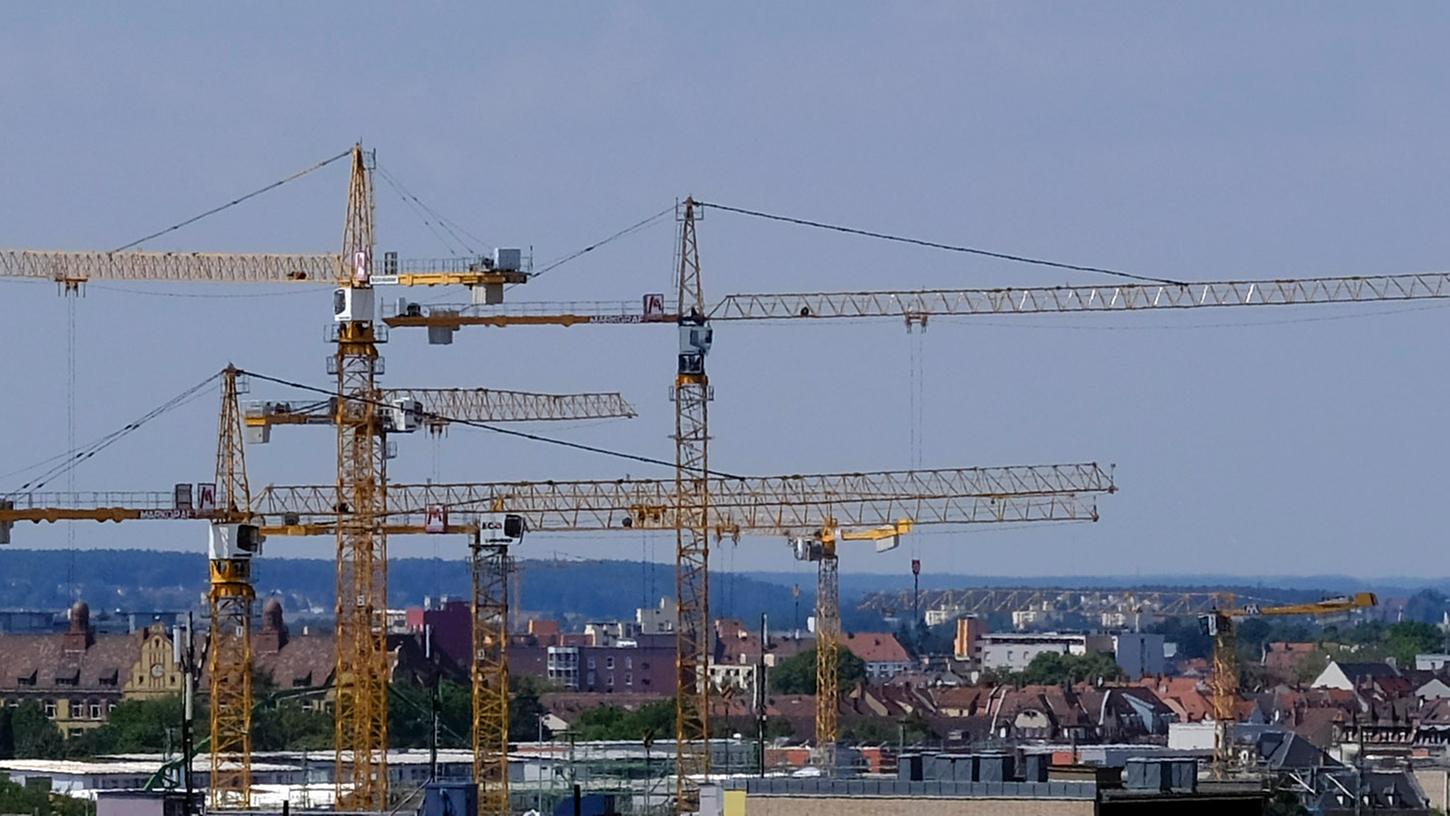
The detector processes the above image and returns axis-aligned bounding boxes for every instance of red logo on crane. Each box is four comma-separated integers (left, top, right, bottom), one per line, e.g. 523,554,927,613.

424,504,448,534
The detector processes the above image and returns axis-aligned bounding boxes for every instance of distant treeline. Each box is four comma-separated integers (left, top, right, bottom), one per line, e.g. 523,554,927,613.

0,550,814,626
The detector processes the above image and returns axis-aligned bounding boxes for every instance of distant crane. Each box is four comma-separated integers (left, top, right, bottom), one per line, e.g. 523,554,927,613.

1198,592,1378,777
790,518,914,772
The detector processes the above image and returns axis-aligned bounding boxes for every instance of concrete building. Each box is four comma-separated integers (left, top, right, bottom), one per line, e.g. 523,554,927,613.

952,615,989,665
545,645,674,693
636,596,677,635
0,609,57,633
1112,633,1166,680
721,769,1268,815
979,632,1114,673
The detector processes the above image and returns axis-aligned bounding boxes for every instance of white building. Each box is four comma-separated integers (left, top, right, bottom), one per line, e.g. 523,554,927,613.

1417,654,1450,672
979,632,1114,673
924,606,965,627
1011,609,1058,630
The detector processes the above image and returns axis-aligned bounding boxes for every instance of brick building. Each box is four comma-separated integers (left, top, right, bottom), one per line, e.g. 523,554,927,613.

0,602,188,737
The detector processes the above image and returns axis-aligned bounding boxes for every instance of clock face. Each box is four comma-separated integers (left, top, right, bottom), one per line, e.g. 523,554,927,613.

150,663,165,678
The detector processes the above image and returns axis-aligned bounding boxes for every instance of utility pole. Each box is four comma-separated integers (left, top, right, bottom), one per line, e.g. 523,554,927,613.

173,613,196,815
757,614,768,777
911,559,922,645
426,624,439,783
792,585,800,640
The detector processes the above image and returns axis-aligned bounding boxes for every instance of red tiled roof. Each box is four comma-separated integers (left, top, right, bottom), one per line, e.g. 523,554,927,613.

0,631,137,694
842,632,909,664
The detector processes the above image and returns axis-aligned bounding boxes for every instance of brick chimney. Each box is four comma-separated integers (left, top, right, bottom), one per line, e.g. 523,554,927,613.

256,597,289,655
63,600,93,653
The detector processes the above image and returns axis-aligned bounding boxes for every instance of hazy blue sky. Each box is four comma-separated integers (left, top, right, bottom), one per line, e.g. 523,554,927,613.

2,4,1449,583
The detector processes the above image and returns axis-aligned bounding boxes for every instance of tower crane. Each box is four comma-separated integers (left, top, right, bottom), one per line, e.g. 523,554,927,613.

0,144,552,809
4,453,1114,816
382,200,1111,809
1,372,637,808
858,583,1375,779
386,208,1450,808
244,387,636,440
790,519,912,772
1196,592,1377,778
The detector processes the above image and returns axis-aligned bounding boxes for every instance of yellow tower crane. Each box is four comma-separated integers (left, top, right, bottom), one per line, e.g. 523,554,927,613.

4,461,1113,815
256,463,1110,815
207,366,259,809
1,366,636,809
381,203,1450,810
0,144,549,809
0,357,1116,814
1197,592,1378,777
789,519,912,772
856,584,1375,780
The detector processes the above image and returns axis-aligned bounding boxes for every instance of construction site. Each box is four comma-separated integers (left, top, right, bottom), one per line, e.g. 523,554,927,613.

4,7,1450,816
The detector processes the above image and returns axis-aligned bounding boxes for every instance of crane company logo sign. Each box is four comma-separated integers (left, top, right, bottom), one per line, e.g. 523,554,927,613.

140,509,198,520
196,483,217,514
643,293,666,321
424,504,448,534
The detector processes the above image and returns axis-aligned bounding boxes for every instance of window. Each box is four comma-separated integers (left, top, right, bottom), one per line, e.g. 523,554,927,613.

587,672,596,688
625,657,633,670
587,657,596,670
605,656,615,670
43,700,56,718
607,673,615,688
89,701,102,720
625,672,633,686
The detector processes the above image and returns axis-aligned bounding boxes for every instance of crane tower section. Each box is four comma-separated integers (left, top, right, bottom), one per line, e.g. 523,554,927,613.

673,198,711,811
332,145,390,810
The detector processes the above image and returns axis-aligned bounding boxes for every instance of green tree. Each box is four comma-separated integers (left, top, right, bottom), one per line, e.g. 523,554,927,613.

1022,652,1123,685
509,676,549,742
252,700,333,752
769,649,867,695
92,696,184,755
0,706,14,759
571,699,675,741
1295,649,1330,685
0,773,89,816
11,701,64,759
1386,621,1443,666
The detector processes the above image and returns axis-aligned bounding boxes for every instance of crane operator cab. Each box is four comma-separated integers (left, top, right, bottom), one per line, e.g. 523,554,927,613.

678,311,712,377
480,512,526,546
209,522,263,560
